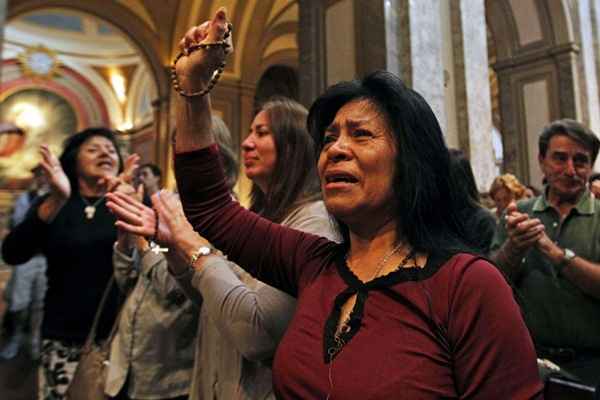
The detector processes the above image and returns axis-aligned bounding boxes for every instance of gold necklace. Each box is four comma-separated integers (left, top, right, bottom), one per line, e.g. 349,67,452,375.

346,242,409,281
337,244,413,338
369,242,406,280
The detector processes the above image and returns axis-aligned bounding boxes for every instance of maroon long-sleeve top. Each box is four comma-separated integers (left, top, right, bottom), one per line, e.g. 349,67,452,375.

175,145,543,399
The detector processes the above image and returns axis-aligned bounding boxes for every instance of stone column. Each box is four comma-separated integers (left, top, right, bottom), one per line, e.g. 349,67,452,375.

385,0,447,133
575,0,600,134
554,45,582,120
449,0,496,191
592,0,600,116
297,0,327,108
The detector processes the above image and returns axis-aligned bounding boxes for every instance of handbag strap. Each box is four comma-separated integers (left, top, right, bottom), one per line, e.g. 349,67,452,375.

84,275,116,348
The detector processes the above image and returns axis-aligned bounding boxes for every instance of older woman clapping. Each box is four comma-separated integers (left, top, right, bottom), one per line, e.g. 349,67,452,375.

2,128,138,399
118,8,543,399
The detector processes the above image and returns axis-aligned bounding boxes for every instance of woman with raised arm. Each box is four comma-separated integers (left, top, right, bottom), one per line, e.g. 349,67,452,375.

2,128,136,400
112,8,543,399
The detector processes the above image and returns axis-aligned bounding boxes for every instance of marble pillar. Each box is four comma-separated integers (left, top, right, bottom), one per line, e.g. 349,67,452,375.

592,0,600,118
575,0,600,135
449,0,496,190
386,0,447,132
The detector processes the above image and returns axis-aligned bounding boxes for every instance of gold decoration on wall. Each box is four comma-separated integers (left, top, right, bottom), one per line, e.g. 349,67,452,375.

17,45,62,79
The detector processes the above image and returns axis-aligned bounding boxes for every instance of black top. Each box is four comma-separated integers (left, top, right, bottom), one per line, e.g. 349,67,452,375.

2,194,120,344
461,206,497,255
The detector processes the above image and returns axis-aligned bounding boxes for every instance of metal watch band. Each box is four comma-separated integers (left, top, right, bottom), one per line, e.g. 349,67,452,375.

189,245,213,269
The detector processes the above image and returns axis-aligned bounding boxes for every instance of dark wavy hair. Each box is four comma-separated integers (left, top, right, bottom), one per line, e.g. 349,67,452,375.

307,70,471,254
59,127,124,193
448,148,480,205
249,97,320,223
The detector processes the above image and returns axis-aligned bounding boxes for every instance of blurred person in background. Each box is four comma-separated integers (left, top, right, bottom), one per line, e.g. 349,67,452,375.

448,149,497,255
589,172,600,199
0,166,49,361
489,173,528,219
136,163,162,196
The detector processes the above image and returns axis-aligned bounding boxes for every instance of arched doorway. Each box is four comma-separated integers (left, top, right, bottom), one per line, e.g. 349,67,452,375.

486,0,576,188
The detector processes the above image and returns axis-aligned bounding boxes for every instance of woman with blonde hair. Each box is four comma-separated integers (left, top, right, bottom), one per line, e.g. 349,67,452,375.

489,173,527,218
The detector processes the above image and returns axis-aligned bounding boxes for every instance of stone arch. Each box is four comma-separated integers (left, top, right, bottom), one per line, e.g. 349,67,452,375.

8,0,172,173
254,64,299,110
486,0,576,187
8,1,168,103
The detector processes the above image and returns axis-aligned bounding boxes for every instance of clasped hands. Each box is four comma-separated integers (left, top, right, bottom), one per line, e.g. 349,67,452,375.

504,202,564,264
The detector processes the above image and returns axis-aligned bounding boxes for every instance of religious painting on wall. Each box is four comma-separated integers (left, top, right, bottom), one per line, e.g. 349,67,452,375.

0,88,77,189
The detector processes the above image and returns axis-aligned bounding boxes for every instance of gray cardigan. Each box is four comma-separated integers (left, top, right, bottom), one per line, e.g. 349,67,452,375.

175,200,339,400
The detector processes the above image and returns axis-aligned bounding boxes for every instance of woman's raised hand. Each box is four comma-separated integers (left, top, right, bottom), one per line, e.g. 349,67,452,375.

175,7,233,92
106,190,157,239
100,153,140,195
38,145,70,200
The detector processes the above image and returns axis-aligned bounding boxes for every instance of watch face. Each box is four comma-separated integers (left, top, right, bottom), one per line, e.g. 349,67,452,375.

564,248,576,260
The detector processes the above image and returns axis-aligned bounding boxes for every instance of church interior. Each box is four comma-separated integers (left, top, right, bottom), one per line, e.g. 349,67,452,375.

2,0,600,397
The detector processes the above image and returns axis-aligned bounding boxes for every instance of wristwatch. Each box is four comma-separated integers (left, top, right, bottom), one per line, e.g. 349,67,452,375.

189,245,213,269
558,248,576,273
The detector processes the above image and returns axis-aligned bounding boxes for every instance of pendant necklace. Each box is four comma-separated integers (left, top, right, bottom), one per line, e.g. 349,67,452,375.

81,194,105,220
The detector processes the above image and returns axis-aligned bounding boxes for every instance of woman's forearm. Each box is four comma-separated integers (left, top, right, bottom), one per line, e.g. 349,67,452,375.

192,257,295,361
173,9,232,153
174,94,215,153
